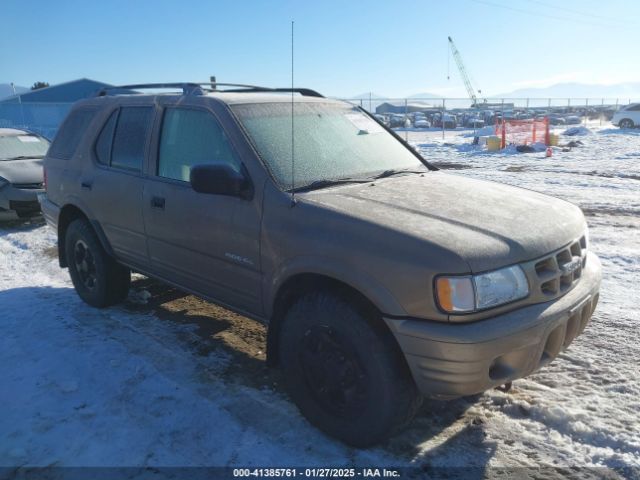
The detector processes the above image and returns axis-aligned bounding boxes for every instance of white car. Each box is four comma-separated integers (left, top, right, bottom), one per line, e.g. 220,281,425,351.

414,118,431,128
612,103,640,128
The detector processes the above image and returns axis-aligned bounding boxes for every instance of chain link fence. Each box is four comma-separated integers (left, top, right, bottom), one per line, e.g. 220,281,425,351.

341,96,640,141
0,97,638,142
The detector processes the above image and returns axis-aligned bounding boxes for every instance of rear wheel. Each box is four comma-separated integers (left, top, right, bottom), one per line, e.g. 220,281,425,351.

619,118,634,129
279,292,422,447
65,219,130,308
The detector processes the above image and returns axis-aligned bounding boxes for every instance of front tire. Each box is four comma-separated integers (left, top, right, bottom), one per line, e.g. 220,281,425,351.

619,119,634,129
65,219,130,308
279,292,422,447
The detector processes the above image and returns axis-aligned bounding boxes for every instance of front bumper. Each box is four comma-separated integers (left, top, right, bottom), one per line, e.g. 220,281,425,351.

0,184,44,216
385,252,602,399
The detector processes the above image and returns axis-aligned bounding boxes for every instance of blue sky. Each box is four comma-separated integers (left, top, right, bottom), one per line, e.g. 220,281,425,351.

2,0,639,97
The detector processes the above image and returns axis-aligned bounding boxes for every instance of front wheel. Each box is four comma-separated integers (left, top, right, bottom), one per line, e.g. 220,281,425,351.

65,219,130,308
279,292,422,447
619,119,634,129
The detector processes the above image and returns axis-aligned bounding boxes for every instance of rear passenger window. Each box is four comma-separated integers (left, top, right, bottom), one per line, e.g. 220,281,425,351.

95,110,118,165
48,108,97,160
158,108,240,182
110,107,153,172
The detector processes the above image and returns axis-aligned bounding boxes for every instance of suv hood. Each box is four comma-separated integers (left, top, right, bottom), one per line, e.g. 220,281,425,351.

0,158,43,184
301,172,586,272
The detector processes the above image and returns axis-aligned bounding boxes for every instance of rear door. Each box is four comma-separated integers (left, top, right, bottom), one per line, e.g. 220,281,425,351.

142,104,263,316
83,105,155,268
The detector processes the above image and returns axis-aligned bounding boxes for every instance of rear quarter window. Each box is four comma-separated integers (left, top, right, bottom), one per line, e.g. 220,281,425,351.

48,108,97,160
94,110,118,165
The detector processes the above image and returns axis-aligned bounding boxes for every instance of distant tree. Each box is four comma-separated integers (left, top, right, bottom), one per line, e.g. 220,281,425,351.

31,81,50,90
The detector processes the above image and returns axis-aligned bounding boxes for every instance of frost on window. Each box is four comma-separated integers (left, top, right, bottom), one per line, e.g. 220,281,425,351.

232,102,421,190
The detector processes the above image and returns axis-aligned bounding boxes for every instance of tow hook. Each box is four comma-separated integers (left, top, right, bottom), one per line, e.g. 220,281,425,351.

495,381,512,393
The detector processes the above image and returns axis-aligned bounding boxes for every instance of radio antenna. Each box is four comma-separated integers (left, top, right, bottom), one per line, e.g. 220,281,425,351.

290,20,296,206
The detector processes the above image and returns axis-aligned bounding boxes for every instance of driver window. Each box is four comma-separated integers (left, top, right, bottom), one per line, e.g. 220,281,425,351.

158,108,240,182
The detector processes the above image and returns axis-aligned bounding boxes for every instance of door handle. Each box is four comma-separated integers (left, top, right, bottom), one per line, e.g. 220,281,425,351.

151,196,165,210
81,181,92,191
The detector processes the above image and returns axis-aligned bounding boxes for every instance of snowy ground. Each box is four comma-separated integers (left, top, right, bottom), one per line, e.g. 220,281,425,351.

1,125,639,475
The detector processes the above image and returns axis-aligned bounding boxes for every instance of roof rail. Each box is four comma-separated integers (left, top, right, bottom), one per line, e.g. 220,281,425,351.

214,84,324,98
95,83,204,97
95,82,324,98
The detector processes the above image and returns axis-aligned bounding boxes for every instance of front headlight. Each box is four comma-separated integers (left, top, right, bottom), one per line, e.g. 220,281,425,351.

436,265,529,314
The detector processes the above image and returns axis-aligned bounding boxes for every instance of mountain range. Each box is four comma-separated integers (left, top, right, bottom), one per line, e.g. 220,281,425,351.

0,83,28,99
3,81,638,102
347,91,443,100
347,82,640,100
494,82,640,99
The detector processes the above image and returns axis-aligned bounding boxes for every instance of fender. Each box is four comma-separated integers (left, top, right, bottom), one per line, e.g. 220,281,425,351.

58,195,115,264
264,254,408,319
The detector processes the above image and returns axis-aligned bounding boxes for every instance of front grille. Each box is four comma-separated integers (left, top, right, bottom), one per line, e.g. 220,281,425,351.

13,182,44,190
529,236,587,299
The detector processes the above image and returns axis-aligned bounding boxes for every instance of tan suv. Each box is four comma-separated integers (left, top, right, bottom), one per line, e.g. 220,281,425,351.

41,83,601,446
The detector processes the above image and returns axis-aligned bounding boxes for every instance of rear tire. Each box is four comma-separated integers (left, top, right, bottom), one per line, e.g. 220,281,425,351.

65,219,130,308
619,119,634,129
279,292,422,447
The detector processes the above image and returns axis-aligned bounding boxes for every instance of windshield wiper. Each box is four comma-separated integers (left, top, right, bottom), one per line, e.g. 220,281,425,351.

289,178,371,193
4,155,45,160
370,168,427,180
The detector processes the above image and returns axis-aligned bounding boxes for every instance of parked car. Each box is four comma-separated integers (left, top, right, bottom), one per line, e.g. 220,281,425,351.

433,113,457,129
464,116,485,128
373,113,388,126
414,118,431,128
388,114,408,128
548,115,567,126
565,115,582,125
0,128,49,218
612,103,640,128
41,83,601,447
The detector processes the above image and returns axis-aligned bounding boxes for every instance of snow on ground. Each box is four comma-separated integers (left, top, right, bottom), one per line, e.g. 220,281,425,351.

1,125,639,474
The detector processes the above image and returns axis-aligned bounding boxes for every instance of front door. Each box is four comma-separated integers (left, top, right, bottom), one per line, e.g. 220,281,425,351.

142,106,263,316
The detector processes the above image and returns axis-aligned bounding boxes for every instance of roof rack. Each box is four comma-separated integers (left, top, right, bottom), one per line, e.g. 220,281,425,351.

95,82,324,98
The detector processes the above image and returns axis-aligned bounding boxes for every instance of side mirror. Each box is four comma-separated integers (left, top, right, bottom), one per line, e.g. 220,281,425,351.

190,164,252,199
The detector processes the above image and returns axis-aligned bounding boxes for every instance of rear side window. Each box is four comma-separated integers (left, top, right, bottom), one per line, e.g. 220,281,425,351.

48,108,97,160
111,107,153,172
628,104,640,112
93,107,153,172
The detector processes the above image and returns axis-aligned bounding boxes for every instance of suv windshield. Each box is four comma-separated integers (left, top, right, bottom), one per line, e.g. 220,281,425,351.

0,134,50,161
232,102,426,190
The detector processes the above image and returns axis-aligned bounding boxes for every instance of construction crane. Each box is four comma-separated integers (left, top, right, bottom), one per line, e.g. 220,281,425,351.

447,36,485,107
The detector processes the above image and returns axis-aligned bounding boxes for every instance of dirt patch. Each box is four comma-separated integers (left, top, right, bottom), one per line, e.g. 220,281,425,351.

504,165,528,172
581,171,640,181
124,277,283,392
581,206,640,219
0,216,45,229
43,246,58,258
432,162,474,170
